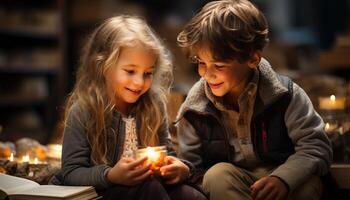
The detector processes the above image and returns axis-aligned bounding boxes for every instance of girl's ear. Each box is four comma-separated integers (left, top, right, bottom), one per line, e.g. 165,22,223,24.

247,51,262,69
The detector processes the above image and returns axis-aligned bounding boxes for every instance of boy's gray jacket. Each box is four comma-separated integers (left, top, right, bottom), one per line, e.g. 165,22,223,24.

50,102,175,190
176,58,332,191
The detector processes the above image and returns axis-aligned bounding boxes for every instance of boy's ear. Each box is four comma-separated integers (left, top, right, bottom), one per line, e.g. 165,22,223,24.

247,51,262,69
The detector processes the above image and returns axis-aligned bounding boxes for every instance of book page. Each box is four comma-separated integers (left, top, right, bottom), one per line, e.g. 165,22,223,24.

16,185,94,198
0,173,39,195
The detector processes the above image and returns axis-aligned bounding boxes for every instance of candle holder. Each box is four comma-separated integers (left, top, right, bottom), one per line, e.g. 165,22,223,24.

322,109,350,162
319,95,346,111
134,146,167,173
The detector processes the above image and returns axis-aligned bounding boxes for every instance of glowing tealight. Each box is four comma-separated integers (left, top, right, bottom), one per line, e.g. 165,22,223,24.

9,153,14,162
330,95,336,101
146,147,158,161
135,146,167,172
22,154,30,163
325,123,330,131
319,95,346,110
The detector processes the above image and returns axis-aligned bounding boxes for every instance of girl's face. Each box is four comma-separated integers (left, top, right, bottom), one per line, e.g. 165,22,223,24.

195,47,257,97
105,45,157,114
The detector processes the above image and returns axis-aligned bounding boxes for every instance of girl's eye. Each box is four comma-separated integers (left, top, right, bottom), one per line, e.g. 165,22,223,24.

144,72,154,77
124,69,134,74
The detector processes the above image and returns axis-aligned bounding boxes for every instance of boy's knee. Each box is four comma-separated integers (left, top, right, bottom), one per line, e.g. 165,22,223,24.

203,162,241,189
203,162,233,182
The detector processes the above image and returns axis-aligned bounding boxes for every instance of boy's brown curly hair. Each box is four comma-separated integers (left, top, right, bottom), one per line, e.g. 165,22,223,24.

177,0,269,63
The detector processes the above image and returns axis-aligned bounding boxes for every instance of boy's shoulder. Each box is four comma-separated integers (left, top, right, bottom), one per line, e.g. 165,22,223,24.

256,58,291,103
176,79,210,121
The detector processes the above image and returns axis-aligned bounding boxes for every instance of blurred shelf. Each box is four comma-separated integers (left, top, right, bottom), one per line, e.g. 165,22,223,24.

0,0,67,144
0,27,59,41
320,48,350,69
0,96,47,108
0,65,59,76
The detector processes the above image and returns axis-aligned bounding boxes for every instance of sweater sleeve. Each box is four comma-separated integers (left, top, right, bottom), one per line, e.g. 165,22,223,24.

176,117,203,168
270,83,333,191
60,104,112,190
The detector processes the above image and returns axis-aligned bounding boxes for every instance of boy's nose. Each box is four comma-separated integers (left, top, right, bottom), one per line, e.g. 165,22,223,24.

203,68,216,80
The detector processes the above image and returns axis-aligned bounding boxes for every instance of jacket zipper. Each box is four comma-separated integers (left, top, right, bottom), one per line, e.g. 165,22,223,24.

261,121,268,153
187,109,232,163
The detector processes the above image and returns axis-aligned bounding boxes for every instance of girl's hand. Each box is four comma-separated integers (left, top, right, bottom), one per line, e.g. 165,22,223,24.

107,157,152,186
159,156,189,184
250,176,288,200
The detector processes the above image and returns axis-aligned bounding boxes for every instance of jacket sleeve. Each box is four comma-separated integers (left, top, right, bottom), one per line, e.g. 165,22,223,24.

270,83,333,191
60,104,112,190
157,116,177,157
176,117,203,168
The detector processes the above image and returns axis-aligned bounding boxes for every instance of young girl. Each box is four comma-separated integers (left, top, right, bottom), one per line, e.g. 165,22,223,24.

50,15,206,200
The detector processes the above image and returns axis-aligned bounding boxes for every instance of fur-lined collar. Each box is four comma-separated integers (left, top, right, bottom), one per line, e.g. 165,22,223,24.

176,58,288,121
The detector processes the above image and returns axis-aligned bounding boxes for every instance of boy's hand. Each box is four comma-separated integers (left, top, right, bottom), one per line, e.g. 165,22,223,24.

250,176,288,200
159,156,189,184
107,157,152,186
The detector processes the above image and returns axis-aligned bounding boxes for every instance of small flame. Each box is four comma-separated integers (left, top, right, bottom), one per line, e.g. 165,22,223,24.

330,95,336,101
34,157,38,164
146,147,158,161
9,153,14,162
325,123,330,130
22,154,30,163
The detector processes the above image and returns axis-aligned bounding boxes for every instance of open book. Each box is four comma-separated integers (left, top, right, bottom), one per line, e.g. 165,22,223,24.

0,173,100,200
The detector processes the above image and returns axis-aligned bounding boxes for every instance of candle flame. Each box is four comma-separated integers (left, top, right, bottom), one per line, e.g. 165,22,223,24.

325,123,330,131
330,95,336,101
34,157,38,164
22,154,30,163
146,147,157,161
9,153,14,162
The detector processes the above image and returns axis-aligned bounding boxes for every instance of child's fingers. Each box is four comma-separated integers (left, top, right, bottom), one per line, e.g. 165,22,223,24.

132,170,152,184
164,155,176,164
130,163,151,178
161,170,177,179
128,156,148,169
119,157,135,164
160,163,177,173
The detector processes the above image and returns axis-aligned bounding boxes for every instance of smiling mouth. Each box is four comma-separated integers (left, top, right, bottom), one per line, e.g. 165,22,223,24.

126,88,141,94
209,82,223,89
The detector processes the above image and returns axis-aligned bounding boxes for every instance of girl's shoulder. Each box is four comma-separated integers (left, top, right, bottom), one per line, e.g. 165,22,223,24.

66,101,91,125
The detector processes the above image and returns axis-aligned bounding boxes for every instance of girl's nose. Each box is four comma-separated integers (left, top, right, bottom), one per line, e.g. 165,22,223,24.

133,74,144,87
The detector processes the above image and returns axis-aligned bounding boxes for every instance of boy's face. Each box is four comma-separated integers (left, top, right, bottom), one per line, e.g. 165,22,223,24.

196,47,258,97
105,45,156,112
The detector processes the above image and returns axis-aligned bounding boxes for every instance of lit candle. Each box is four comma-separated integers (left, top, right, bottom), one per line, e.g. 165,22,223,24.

146,147,158,162
22,154,30,163
34,157,38,164
319,95,346,110
325,123,330,132
47,144,62,159
135,146,167,171
9,152,14,162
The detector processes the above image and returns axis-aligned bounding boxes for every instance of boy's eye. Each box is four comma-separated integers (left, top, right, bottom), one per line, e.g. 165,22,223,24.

215,65,227,70
198,62,206,66
190,56,199,64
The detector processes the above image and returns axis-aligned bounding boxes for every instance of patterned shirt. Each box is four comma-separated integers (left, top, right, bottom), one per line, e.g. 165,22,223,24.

121,117,138,158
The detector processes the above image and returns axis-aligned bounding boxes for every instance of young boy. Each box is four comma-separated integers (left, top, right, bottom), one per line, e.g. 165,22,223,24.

175,0,333,200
